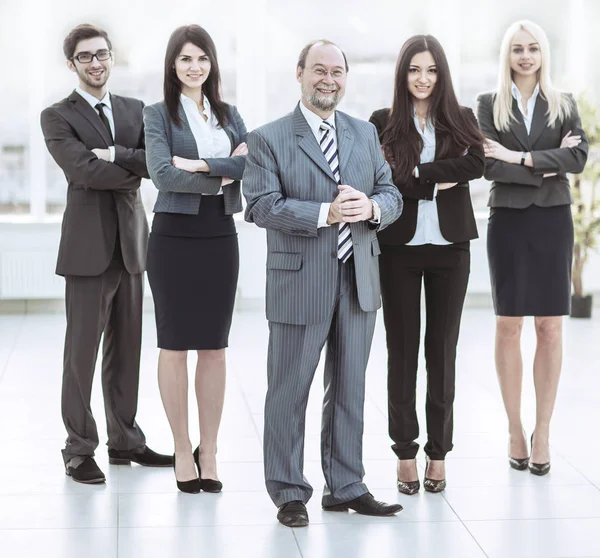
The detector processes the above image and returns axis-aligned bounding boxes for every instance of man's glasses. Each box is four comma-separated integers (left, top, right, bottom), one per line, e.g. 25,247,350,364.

71,50,112,64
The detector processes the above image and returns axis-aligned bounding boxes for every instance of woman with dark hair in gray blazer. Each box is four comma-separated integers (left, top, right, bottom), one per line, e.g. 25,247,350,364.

143,24,247,493
477,20,587,476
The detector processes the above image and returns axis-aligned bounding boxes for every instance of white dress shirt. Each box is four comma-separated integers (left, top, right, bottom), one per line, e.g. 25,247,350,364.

511,81,540,135
407,114,451,246
298,101,380,227
180,93,231,195
76,86,115,162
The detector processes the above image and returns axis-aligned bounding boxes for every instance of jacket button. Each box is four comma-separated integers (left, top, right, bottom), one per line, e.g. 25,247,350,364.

331,251,337,258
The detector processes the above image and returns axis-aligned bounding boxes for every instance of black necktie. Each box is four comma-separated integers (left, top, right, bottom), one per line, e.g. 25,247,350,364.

95,102,114,144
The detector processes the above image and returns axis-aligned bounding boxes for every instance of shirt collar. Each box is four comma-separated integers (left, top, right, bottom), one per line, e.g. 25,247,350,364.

75,86,111,111
299,101,336,135
180,93,212,119
511,81,540,102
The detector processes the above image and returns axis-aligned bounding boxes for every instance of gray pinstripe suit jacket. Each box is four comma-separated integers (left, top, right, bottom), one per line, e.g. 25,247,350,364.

243,103,403,325
143,101,247,215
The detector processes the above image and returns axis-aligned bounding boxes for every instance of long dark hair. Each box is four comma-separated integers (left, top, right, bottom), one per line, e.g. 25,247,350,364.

382,35,484,183
163,25,228,127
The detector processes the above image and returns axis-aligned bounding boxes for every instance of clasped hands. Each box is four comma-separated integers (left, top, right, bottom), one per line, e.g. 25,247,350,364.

171,142,248,186
327,185,374,224
483,131,581,177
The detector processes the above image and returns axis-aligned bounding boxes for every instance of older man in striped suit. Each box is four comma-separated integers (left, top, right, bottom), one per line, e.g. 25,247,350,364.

243,39,403,527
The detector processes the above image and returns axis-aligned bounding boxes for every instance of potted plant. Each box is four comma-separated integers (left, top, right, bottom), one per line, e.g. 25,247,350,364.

571,94,600,318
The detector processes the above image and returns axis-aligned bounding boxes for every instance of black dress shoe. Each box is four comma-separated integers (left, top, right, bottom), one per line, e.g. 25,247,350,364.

108,445,173,467
277,500,309,527
193,447,223,493
65,456,106,484
323,493,403,516
173,453,201,494
424,457,446,493
529,433,551,476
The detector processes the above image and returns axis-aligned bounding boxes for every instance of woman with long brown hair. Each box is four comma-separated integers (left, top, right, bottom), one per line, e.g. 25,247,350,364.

370,35,484,494
143,24,248,493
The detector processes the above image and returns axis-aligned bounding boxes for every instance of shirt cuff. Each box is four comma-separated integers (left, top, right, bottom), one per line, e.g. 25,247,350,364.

108,146,115,163
433,184,439,198
413,165,419,178
318,203,332,228
369,200,381,224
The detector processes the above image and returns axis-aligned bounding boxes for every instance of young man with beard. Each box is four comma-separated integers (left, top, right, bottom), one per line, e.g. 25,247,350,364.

40,24,172,484
243,39,404,527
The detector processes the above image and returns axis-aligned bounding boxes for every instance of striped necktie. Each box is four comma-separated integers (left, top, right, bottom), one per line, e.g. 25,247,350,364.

319,121,352,262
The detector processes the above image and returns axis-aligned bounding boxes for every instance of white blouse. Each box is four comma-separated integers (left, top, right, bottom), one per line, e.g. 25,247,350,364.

180,93,231,195
407,114,451,246
511,81,540,135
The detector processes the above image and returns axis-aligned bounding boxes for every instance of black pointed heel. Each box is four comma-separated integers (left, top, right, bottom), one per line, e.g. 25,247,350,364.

193,447,223,493
509,457,529,471
173,453,201,494
397,459,420,495
424,457,446,493
528,433,551,476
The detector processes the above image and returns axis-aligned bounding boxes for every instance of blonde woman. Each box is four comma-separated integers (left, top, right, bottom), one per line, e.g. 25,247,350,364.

477,20,587,475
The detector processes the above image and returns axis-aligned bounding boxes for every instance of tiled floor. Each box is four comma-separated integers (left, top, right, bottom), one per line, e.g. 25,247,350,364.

0,308,599,557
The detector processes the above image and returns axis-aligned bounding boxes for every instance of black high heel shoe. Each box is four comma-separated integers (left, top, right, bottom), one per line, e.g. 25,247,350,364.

508,430,529,470
423,457,446,493
193,447,223,493
173,453,201,494
529,433,551,476
396,459,420,495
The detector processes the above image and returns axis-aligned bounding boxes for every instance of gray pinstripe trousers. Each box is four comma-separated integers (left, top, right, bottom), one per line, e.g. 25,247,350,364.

264,259,376,507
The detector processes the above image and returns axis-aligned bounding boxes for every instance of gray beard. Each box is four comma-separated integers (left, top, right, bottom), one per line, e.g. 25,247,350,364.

307,90,339,111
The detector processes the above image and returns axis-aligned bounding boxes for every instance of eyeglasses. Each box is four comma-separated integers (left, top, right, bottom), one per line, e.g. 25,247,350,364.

71,50,112,64
309,67,346,79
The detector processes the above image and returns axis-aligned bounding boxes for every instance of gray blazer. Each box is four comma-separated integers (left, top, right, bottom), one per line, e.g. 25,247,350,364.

243,104,403,325
477,92,588,208
143,101,247,215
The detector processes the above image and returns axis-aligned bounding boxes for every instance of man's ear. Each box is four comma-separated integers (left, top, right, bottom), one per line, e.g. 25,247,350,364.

296,66,303,83
66,59,76,73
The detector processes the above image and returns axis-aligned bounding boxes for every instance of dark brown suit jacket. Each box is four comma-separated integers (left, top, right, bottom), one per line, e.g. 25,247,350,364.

476,92,588,208
369,107,484,245
41,91,149,276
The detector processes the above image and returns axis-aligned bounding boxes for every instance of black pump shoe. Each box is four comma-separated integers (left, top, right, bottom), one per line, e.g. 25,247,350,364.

509,456,529,471
397,459,420,495
173,453,201,494
193,447,223,493
424,457,446,493
529,433,551,476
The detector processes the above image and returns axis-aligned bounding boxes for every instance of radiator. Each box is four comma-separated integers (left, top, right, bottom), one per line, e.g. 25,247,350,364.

0,252,63,299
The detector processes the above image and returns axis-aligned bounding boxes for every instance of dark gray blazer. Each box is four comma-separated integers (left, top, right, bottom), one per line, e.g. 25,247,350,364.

243,104,403,325
143,101,247,215
477,92,588,208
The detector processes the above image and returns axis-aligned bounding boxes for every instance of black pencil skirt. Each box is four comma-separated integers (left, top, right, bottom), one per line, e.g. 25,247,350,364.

146,196,239,350
487,204,573,317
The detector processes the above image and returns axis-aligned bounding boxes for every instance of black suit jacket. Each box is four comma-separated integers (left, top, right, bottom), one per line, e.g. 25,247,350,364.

476,92,588,208
369,107,484,245
40,91,149,276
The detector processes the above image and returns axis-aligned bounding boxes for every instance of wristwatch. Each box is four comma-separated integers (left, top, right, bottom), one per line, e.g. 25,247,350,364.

520,152,527,166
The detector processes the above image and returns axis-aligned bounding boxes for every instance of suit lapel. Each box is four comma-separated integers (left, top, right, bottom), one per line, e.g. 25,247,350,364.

110,94,127,146
293,105,336,182
335,112,354,183
69,90,112,147
176,103,200,159
528,95,548,147
509,98,530,151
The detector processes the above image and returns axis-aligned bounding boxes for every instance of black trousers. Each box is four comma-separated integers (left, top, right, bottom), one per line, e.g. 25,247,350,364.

380,242,470,460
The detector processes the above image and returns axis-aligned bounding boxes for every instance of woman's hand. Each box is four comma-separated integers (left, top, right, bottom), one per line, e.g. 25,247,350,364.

484,139,518,163
221,177,234,186
231,142,248,156
172,156,208,173
438,182,458,190
560,131,581,149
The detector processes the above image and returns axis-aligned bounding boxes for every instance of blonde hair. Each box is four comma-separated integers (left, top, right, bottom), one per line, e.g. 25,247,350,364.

494,20,573,131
